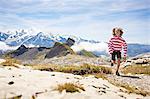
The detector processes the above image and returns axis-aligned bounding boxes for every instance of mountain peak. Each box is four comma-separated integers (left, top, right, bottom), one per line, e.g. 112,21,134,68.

0,32,10,41
0,29,150,57
36,32,45,37
45,38,75,58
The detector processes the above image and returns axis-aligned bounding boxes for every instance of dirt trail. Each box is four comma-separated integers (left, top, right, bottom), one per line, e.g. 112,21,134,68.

106,63,150,96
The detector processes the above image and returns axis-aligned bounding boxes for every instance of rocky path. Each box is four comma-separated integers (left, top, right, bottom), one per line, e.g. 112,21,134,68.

107,74,150,96
105,63,150,97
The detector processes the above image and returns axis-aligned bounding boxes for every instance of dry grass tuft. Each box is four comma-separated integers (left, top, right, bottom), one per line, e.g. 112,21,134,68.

94,73,108,80
0,58,21,67
54,83,85,93
122,65,150,75
31,64,58,71
31,63,112,75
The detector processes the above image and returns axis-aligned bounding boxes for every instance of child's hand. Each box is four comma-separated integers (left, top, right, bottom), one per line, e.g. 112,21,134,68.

123,57,126,62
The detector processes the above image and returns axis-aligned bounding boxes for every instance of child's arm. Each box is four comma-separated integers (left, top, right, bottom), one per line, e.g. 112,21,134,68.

122,39,127,61
108,38,113,54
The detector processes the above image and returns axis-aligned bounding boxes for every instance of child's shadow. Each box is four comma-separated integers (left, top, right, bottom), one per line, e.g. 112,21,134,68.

120,75,141,79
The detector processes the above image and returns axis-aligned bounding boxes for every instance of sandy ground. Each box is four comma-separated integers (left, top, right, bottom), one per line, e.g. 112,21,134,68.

0,59,5,64
0,59,150,99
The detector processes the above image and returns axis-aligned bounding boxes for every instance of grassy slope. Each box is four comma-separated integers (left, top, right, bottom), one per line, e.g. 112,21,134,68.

78,50,97,57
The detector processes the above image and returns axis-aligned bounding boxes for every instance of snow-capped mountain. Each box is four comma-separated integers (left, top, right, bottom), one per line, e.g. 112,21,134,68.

0,32,10,41
24,32,67,47
3,29,89,48
0,29,108,56
4,30,67,47
5,30,33,46
0,29,150,57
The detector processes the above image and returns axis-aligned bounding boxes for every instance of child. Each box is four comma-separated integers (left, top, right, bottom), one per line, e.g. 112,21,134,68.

108,27,127,76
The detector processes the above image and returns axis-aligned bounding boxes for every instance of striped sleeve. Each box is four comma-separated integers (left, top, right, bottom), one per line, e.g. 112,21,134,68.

122,39,127,57
108,38,113,54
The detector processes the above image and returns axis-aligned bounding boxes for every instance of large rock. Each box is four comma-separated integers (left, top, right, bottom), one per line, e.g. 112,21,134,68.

129,53,150,65
65,38,75,47
45,38,75,58
45,42,75,58
5,38,75,60
5,45,50,60
9,45,28,57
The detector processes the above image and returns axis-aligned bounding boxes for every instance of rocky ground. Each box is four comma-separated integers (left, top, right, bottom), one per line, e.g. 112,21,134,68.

107,74,150,95
0,59,150,99
22,54,109,66
0,66,149,99
21,52,150,68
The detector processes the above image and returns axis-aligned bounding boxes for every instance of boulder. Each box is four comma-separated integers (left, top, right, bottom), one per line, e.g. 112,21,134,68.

45,38,75,58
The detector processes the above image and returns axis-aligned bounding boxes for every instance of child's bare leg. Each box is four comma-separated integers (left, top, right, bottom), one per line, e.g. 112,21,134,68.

116,58,121,76
113,60,116,64
116,58,120,71
111,60,116,64
111,60,116,66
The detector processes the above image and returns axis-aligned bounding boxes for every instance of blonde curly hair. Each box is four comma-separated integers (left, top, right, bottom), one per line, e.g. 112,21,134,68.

112,27,117,36
112,27,123,37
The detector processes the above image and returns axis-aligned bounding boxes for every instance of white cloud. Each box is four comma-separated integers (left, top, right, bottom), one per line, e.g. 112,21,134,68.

71,41,108,53
0,0,149,44
1,0,149,14
0,41,18,51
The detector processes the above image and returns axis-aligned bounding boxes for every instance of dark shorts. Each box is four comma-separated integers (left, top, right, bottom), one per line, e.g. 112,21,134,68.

111,51,121,61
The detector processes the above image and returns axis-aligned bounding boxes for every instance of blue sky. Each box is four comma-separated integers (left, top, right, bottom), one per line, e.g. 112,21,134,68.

0,0,149,44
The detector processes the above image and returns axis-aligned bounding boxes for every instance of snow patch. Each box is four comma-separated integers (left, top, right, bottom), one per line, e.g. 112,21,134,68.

25,44,39,48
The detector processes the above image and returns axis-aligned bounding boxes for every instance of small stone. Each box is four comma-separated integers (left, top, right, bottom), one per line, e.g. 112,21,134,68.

118,94,126,99
8,81,14,85
66,77,69,79
8,68,11,70
51,74,55,76
101,90,106,93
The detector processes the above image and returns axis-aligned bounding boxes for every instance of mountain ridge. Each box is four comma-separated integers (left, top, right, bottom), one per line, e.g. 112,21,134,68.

0,30,150,57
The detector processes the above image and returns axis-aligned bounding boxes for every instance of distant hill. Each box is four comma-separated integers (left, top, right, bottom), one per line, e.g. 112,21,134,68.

77,50,97,57
128,44,150,57
5,38,76,60
45,38,75,58
5,45,50,60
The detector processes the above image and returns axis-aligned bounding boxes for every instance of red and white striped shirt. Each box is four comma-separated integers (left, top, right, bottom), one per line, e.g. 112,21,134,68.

108,36,127,57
